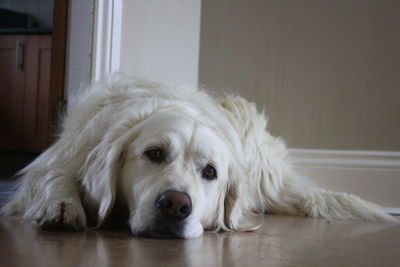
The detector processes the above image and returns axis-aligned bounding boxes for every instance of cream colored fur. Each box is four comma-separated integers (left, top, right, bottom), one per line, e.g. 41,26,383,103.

1,75,396,238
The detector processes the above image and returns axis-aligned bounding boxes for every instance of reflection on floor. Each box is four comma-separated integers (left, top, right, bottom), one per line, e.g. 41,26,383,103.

0,152,399,266
0,215,399,266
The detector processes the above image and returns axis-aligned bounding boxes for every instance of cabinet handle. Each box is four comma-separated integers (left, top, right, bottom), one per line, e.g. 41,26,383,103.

16,40,25,70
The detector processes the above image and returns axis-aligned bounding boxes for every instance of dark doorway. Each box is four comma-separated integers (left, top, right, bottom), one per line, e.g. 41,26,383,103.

0,0,67,153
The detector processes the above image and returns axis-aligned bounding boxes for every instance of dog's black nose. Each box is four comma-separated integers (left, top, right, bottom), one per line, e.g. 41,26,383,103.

156,190,192,221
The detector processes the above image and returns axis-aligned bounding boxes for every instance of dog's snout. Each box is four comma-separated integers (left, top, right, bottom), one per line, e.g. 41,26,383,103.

156,191,192,221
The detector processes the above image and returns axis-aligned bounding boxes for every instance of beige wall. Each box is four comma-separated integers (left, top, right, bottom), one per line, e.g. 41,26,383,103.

65,0,93,98
199,0,400,151
120,0,201,86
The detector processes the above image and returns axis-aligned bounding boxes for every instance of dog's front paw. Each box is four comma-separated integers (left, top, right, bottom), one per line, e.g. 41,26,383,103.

38,200,87,231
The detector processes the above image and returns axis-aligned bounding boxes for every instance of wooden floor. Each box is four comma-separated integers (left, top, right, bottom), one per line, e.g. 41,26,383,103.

0,215,399,267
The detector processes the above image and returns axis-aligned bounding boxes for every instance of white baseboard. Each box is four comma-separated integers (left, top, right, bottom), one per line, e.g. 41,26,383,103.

289,149,400,209
384,208,400,216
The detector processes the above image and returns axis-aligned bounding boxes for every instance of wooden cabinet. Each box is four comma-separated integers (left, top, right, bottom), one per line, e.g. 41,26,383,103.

0,35,52,152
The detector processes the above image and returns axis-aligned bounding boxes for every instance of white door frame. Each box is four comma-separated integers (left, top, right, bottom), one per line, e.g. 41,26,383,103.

91,0,123,81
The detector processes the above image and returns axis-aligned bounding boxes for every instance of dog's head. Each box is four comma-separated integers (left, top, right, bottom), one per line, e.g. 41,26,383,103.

81,101,245,238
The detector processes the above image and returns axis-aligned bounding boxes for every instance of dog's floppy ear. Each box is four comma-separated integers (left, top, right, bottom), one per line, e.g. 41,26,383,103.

220,164,263,232
222,167,242,230
80,123,140,228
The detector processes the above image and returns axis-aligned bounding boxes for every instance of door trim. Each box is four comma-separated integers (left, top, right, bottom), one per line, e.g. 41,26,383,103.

48,0,69,146
91,0,123,81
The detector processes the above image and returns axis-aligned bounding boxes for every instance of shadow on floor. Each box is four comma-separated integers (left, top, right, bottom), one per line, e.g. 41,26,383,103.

0,151,39,203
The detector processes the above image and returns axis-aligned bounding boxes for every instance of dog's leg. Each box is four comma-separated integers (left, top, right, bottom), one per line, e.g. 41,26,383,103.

259,169,397,222
34,174,87,231
1,153,87,231
244,139,397,222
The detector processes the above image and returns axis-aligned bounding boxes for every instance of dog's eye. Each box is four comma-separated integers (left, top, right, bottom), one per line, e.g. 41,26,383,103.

145,148,165,163
202,165,217,180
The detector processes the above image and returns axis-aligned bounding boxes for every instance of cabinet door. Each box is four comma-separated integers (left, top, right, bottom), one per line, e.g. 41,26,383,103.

22,35,52,151
0,35,26,151
0,35,52,152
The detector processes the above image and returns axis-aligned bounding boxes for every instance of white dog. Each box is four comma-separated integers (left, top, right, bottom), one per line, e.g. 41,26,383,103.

1,75,395,238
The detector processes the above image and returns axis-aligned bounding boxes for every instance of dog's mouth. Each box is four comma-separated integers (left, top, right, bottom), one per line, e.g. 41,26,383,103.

134,217,187,239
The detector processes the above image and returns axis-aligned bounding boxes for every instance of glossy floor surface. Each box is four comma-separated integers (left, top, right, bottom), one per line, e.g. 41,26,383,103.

0,215,399,267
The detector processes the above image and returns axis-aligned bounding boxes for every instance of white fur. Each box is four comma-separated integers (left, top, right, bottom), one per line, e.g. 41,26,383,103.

1,75,396,238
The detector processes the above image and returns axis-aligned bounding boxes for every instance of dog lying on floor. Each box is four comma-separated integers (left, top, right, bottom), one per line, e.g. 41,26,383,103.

1,75,396,238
